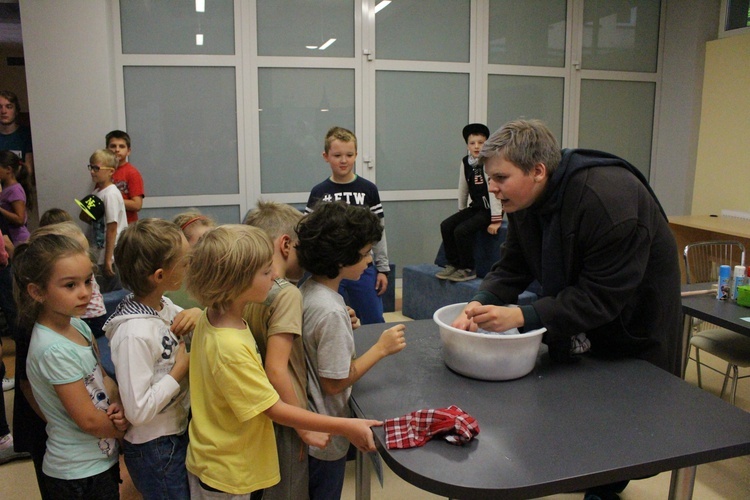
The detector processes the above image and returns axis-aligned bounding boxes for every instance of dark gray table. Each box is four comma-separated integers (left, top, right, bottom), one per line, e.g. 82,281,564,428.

351,319,750,500
680,283,750,377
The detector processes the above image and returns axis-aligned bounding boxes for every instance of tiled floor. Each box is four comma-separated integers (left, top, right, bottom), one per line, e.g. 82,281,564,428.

1,303,749,499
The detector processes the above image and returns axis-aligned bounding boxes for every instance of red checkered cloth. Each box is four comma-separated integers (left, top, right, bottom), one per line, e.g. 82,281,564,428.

384,405,480,449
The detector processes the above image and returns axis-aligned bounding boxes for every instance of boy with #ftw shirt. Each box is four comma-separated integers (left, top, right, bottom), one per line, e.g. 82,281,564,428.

305,126,390,325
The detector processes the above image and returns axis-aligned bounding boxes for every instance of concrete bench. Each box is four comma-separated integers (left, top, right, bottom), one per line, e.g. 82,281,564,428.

402,263,538,320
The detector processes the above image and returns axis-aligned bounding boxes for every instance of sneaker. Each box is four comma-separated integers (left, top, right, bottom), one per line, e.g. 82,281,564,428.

2,377,13,392
0,448,31,466
0,434,12,451
435,265,457,279
446,268,476,282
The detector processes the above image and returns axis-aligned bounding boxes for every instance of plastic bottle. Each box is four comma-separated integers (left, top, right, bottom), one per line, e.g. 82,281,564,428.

718,265,731,300
732,265,746,301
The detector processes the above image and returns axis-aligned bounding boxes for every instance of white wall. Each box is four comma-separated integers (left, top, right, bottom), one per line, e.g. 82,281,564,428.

19,1,719,221
652,0,720,215
19,0,118,219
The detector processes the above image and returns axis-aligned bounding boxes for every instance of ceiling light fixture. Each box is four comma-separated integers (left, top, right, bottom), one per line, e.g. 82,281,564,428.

196,0,205,13
318,38,336,50
196,34,204,45
374,1,391,14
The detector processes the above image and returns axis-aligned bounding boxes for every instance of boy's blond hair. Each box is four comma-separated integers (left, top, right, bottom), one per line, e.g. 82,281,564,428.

242,200,302,241
186,224,273,312
114,218,185,297
89,149,118,169
324,126,357,154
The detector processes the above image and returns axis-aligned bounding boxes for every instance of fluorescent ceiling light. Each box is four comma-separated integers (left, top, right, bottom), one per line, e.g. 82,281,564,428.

196,34,204,45
318,38,336,50
306,45,318,49
196,0,205,13
374,1,391,14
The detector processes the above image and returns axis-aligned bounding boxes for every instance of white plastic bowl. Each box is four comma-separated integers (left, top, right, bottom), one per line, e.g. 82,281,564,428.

433,302,546,381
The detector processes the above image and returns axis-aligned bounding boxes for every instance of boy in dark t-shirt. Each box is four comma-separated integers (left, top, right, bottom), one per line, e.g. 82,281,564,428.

305,126,389,324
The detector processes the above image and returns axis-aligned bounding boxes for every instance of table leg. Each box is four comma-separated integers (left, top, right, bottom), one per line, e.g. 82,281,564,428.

668,466,697,500
355,449,371,500
681,312,693,379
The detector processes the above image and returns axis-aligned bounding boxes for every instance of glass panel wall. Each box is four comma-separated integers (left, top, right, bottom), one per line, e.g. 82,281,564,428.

486,75,565,137
256,0,354,57
123,66,239,197
578,79,656,177
488,0,567,67
582,0,661,72
375,71,469,191
119,0,235,55
141,205,241,225
114,0,663,276
385,200,456,268
257,68,355,193
375,0,471,62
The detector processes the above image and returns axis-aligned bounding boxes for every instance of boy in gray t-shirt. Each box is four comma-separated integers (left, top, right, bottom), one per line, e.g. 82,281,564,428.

296,201,407,500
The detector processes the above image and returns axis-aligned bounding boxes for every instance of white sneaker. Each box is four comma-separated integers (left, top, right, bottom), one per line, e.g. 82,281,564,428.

0,434,12,451
2,377,13,392
0,434,30,464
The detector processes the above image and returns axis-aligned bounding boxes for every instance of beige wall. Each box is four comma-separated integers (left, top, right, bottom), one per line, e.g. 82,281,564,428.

692,33,750,215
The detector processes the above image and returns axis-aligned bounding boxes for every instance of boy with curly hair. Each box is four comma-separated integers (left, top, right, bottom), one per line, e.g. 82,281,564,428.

296,201,407,499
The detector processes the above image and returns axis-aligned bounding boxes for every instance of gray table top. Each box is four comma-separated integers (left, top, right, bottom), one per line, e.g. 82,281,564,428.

682,283,750,337
351,319,750,499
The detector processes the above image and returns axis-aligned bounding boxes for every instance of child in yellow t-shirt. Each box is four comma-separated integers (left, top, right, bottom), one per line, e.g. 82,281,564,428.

184,225,382,497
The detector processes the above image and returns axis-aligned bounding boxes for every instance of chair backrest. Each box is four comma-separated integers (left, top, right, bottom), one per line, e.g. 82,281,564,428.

683,240,746,284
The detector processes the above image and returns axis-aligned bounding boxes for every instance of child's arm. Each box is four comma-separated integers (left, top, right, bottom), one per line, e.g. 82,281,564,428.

113,334,189,427
54,380,126,439
458,162,469,210
347,306,361,330
103,221,117,276
266,333,330,449
320,323,406,396
3,234,13,259
265,399,381,453
107,402,130,432
123,195,143,214
487,221,502,235
372,226,389,295
0,199,27,226
170,307,201,337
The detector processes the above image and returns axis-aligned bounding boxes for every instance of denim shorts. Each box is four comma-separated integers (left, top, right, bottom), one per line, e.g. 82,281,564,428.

123,432,189,500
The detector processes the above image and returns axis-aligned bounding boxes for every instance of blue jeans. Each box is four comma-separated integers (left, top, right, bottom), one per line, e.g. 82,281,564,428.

308,455,347,500
123,432,189,500
339,264,384,325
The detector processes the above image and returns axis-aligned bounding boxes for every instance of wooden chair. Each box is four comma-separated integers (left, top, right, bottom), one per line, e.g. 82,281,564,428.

684,240,750,404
